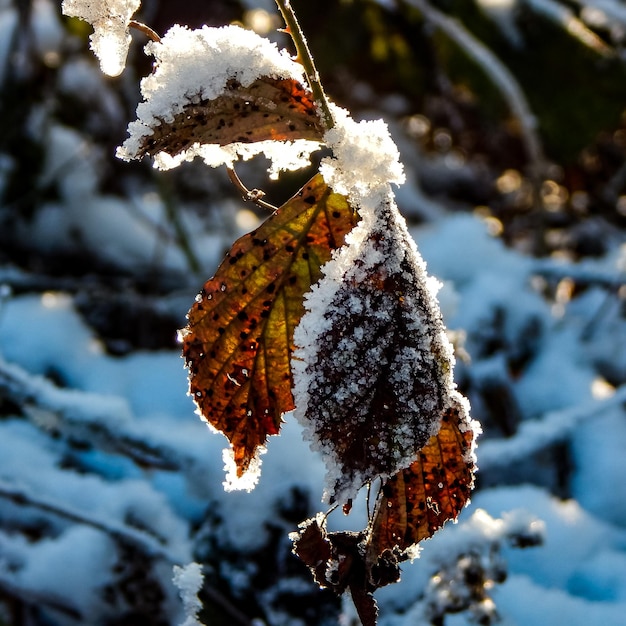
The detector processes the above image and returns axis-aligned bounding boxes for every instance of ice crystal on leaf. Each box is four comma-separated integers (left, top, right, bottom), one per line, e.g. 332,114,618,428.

117,24,324,176
292,190,466,504
62,0,141,77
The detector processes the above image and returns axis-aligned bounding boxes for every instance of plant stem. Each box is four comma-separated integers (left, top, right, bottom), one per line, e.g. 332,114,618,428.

129,20,161,43
274,0,334,130
157,174,203,277
227,167,278,212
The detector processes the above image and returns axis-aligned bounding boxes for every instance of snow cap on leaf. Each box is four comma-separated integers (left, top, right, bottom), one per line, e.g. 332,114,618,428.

321,104,406,210
117,24,324,177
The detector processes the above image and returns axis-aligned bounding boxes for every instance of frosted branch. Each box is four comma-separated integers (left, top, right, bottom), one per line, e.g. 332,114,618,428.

404,0,545,179
0,479,179,562
0,357,191,472
478,384,626,471
531,257,626,290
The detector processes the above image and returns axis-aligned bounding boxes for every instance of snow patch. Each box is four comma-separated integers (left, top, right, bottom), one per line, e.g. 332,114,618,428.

62,0,141,76
172,562,204,626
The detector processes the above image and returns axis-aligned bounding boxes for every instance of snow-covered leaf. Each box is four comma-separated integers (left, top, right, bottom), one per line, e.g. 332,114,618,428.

117,24,323,173
292,194,467,505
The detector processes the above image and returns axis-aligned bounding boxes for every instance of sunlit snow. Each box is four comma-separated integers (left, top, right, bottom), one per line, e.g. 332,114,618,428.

62,0,141,76
117,24,322,175
2,2,626,625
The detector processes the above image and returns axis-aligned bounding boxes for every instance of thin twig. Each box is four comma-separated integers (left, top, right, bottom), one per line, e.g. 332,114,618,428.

129,20,161,43
274,0,335,130
322,503,340,525
227,167,279,212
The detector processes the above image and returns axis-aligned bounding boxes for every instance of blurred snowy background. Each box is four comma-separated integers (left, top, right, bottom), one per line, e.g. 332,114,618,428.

1,0,626,625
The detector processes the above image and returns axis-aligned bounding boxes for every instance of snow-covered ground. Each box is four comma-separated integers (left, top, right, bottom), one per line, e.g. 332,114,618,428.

2,211,626,625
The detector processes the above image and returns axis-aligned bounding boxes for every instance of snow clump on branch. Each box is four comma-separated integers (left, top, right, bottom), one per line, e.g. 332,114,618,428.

62,0,141,77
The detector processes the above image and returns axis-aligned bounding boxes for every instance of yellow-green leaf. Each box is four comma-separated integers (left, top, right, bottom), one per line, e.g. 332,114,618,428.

181,174,358,476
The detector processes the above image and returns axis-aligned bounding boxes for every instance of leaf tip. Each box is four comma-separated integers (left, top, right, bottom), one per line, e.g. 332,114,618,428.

222,446,265,492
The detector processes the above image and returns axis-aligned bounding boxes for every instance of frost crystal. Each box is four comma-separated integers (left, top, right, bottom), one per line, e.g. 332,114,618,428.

62,0,140,77
117,24,321,174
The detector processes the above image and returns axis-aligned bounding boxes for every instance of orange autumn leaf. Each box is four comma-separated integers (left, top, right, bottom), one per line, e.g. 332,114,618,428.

368,404,476,560
137,76,324,159
181,174,358,476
